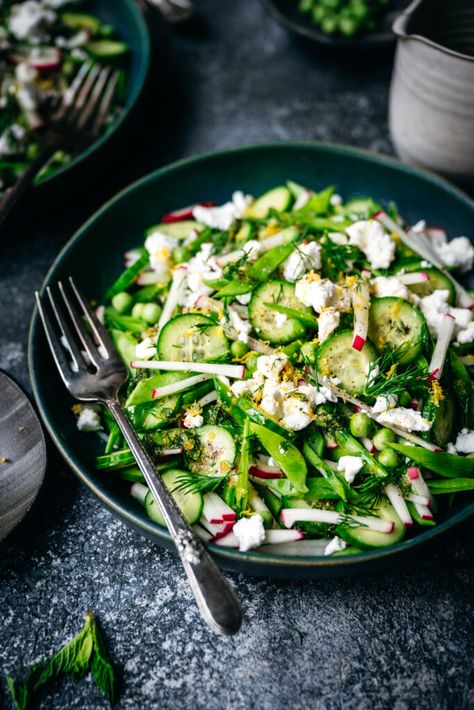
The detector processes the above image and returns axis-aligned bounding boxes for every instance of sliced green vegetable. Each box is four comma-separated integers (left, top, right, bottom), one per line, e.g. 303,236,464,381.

389,443,474,478
104,251,148,301
250,423,308,493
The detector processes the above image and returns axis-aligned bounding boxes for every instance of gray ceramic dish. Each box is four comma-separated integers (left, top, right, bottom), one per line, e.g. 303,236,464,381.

0,372,46,542
28,142,474,579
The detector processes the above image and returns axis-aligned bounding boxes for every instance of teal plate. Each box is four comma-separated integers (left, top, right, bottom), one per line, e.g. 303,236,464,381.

31,0,150,189
28,142,474,579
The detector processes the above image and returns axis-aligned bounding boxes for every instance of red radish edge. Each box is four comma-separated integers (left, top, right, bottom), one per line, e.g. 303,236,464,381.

407,467,420,480
249,466,283,480
162,201,216,223
352,335,366,351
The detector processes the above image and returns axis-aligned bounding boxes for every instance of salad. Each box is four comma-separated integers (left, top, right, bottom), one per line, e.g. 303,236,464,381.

0,0,129,190
77,180,474,557
297,0,393,37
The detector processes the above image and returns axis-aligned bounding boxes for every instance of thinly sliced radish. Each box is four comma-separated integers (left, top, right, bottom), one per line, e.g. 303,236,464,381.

375,211,473,308
384,483,413,526
397,271,429,285
193,525,213,542
95,305,105,324
405,492,431,506
124,248,143,267
406,467,432,499
160,448,183,456
325,433,338,449
249,468,284,482
429,314,455,380
211,531,239,547
413,503,434,521
162,201,215,223
131,360,245,379
197,391,218,408
263,529,305,544
193,295,223,313
202,492,236,525
130,482,148,504
362,437,375,453
407,466,420,481
248,486,273,519
351,280,370,351
157,266,187,331
29,47,61,70
151,373,213,399
136,271,160,286
280,508,394,533
200,516,233,538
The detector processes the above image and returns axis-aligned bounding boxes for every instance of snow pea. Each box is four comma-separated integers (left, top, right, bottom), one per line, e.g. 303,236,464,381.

303,434,349,501
334,429,389,478
105,308,148,334
389,444,474,478
250,423,308,493
104,250,148,302
214,280,253,298
213,377,246,426
96,448,135,470
235,417,251,513
264,302,319,328
429,478,474,494
246,242,296,281
450,349,474,429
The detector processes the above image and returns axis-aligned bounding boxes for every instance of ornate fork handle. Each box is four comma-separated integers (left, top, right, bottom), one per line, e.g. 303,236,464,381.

107,400,242,635
0,145,55,229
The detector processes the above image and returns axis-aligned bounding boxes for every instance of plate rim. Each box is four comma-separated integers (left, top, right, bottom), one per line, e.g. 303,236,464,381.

28,140,474,571
0,371,47,543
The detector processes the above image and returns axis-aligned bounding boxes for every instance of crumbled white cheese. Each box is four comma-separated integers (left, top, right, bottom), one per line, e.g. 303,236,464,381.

182,407,204,429
346,220,396,269
452,428,474,454
180,242,222,307
236,292,251,305
371,275,411,301
431,235,474,273
256,353,288,380
135,337,156,361
282,241,321,282
230,371,265,398
457,322,474,344
144,231,178,282
242,239,261,261
324,536,347,556
419,289,473,340
372,394,398,414
55,29,89,48
233,514,266,552
376,407,431,432
192,191,251,230
15,62,39,111
317,307,340,343
9,1,55,42
329,193,343,206
274,312,288,328
280,397,312,431
228,306,251,344
295,275,335,312
260,380,285,418
327,232,349,245
77,406,102,432
337,455,365,484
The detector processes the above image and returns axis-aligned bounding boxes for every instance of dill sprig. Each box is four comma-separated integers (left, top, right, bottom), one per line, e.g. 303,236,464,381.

352,470,403,511
222,250,251,280
172,471,224,495
364,346,430,400
321,237,364,280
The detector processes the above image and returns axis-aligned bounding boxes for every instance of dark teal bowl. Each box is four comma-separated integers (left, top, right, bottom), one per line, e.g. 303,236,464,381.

28,142,474,578
34,0,150,188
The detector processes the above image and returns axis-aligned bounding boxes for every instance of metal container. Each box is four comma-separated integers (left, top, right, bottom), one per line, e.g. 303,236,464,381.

389,0,474,188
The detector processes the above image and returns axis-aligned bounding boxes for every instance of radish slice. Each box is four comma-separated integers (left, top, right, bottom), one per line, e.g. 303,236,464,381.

162,201,215,223
200,516,234,538
160,448,183,456
197,391,218,408
193,295,223,313
202,492,236,526
263,530,305,544
384,483,413,526
157,266,187,331
249,468,284,480
405,492,431,506
406,467,432,499
362,437,375,453
130,482,148,504
95,305,105,324
29,47,61,70
211,531,239,547
135,271,160,286
375,211,473,308
429,314,455,380
397,272,430,285
131,360,245,379
151,373,212,399
414,503,434,520
351,280,370,351
280,508,394,533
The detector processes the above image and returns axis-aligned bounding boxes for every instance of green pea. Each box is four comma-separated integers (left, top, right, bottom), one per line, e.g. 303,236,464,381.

173,246,190,264
350,412,372,439
231,340,249,358
26,143,40,161
373,428,396,452
244,353,258,376
141,302,162,325
339,16,358,35
131,303,145,319
112,291,133,314
321,16,337,33
378,449,400,469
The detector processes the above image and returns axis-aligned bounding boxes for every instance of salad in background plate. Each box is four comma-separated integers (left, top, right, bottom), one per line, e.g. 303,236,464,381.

0,0,129,189
72,180,474,557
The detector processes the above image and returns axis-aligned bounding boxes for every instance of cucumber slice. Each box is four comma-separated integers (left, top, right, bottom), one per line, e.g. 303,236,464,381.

245,186,292,219
185,425,236,477
336,499,406,549
85,40,129,59
249,280,312,344
344,197,381,218
61,12,101,33
145,469,203,527
368,297,426,364
316,330,377,396
125,373,185,431
157,313,229,362
407,268,456,305
145,220,202,239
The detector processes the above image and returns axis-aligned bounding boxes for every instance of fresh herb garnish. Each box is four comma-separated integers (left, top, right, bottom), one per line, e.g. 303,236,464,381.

364,346,430,400
5,611,116,710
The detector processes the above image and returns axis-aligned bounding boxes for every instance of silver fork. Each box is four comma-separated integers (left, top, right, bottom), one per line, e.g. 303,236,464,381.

35,277,242,636
0,63,119,229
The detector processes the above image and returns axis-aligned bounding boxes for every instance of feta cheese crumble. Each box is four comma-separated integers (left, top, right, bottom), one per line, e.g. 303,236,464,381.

324,535,347,556
9,1,56,42
144,231,178,282
371,275,411,301
182,406,204,429
376,407,431,432
317,307,340,343
233,514,266,552
346,220,396,269
135,337,156,361
450,429,474,454
180,242,223,307
337,455,365,484
431,234,474,273
372,394,398,414
256,353,288,380
77,406,102,432
228,306,251,344
419,289,473,342
282,241,321,282
192,191,252,231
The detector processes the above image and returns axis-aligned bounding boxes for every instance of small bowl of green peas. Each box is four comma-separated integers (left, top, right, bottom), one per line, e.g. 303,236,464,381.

263,0,410,49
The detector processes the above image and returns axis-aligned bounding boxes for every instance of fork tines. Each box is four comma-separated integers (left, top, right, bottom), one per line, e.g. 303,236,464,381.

35,277,122,385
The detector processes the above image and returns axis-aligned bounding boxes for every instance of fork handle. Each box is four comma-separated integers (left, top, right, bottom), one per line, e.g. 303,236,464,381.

106,399,242,635
0,145,55,229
